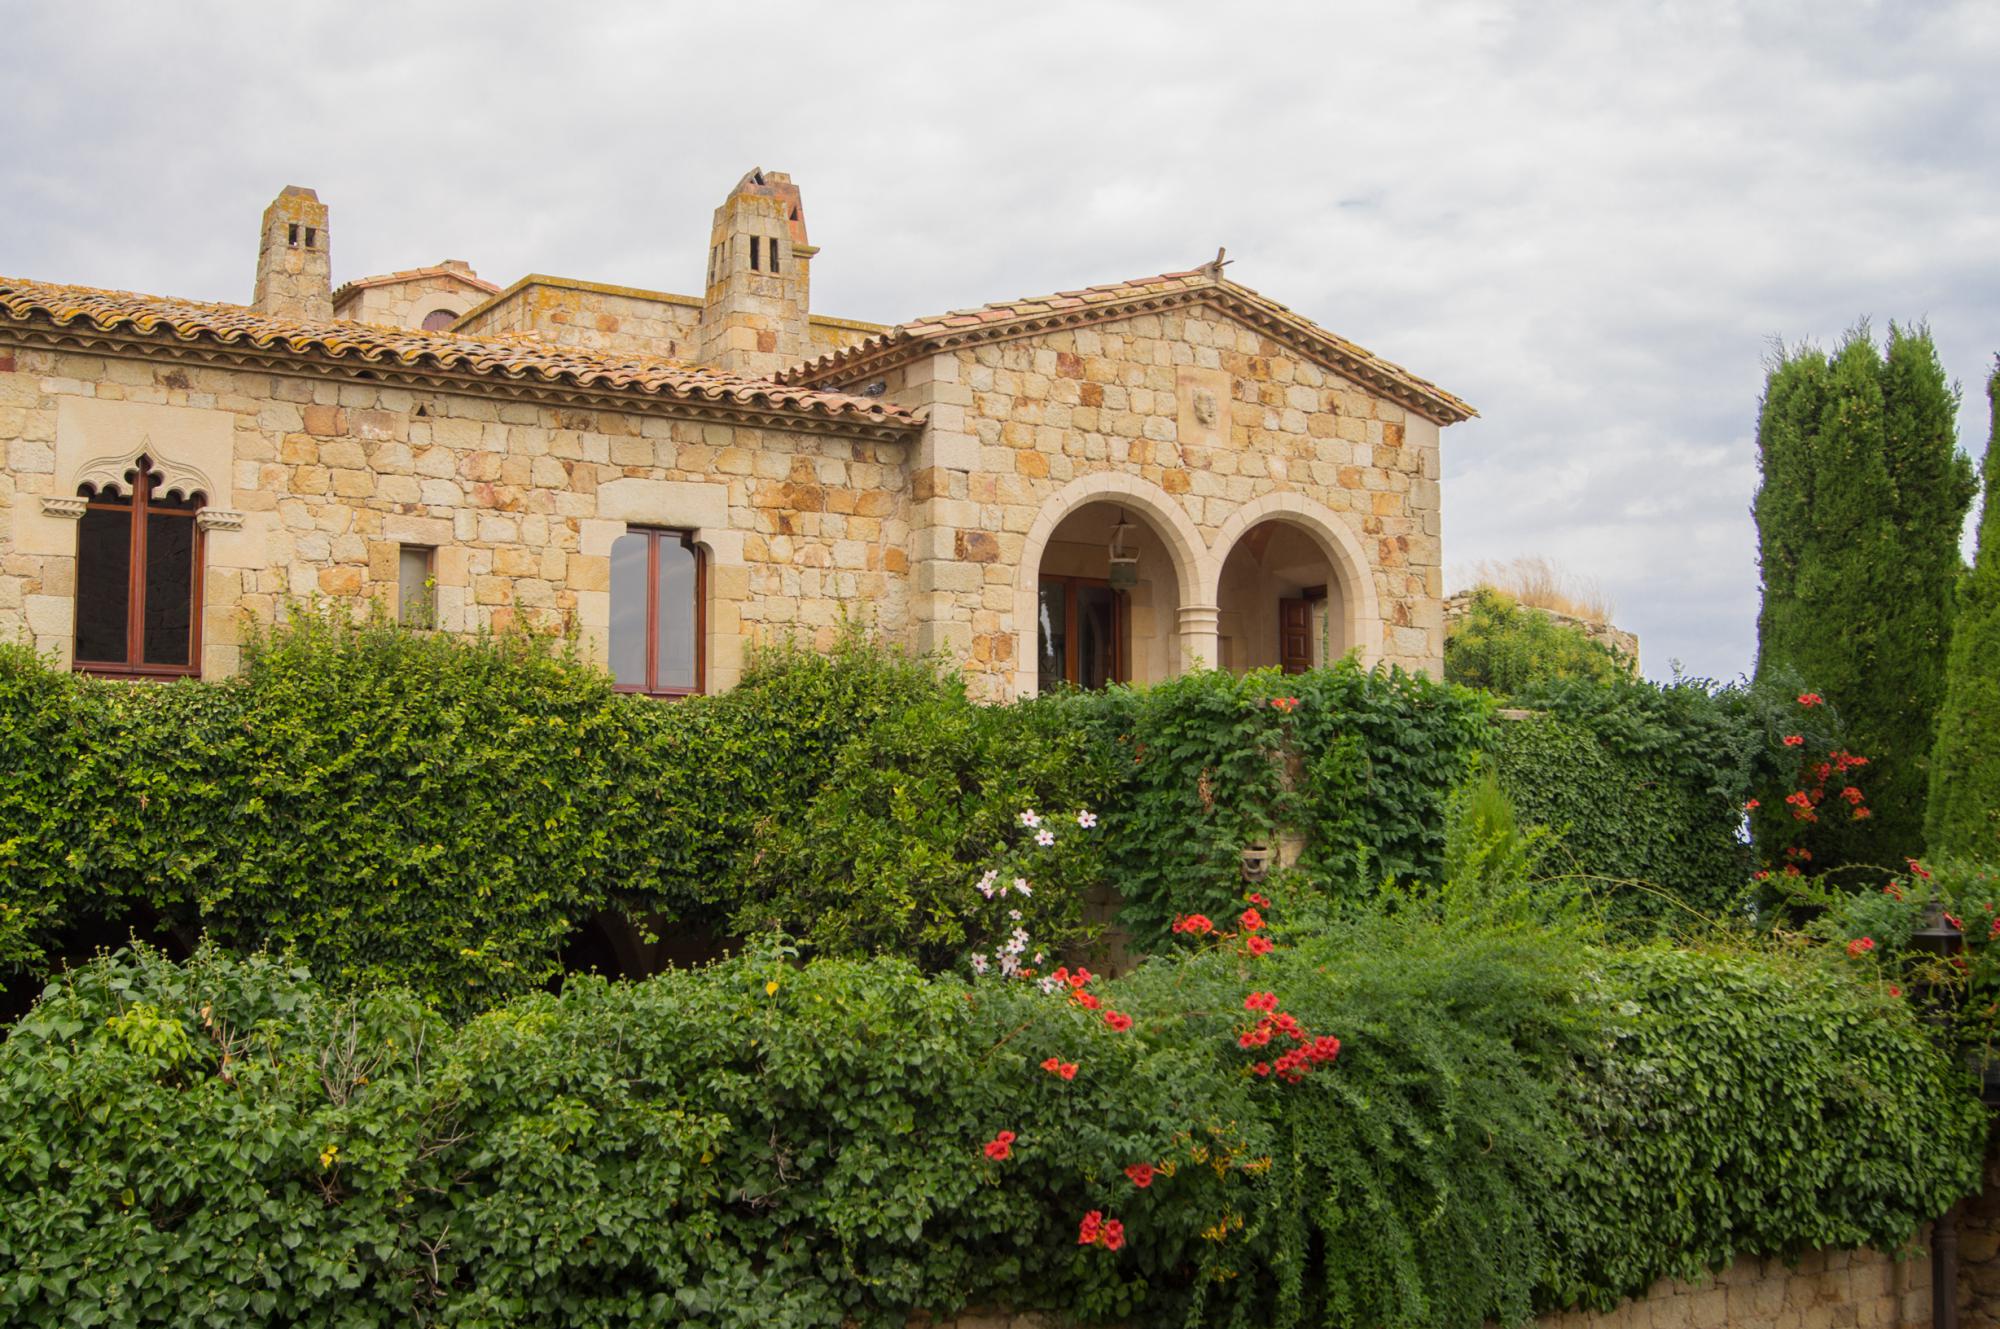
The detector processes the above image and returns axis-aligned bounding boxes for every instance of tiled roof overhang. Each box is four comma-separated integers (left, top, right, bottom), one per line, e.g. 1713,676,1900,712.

330,264,503,306
779,269,1475,426
0,278,921,443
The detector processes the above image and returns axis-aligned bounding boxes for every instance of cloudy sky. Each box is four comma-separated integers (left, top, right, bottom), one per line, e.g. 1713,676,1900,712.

4,1,1994,680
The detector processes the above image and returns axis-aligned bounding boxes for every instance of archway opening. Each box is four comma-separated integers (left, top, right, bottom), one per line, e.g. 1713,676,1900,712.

1034,501,1183,691
1216,519,1345,674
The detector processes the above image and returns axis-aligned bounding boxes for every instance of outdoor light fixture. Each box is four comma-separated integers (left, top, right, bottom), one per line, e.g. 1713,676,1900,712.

1911,904,1966,962
1107,510,1139,591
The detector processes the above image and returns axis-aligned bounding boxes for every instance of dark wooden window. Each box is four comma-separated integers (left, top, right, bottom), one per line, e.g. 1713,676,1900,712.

73,457,203,678
420,308,458,331
609,528,704,696
1037,574,1125,692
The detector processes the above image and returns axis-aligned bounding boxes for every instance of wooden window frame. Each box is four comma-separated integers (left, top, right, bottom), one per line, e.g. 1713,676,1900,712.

1038,573,1128,690
398,544,438,629
73,462,204,680
612,527,707,698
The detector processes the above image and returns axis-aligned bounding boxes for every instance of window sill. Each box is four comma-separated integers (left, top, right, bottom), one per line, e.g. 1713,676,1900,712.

74,662,202,681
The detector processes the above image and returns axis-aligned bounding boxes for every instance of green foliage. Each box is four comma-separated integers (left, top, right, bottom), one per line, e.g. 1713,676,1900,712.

729,666,1112,967
1484,675,1825,929
1,928,1981,1329
1444,588,1630,694
1754,325,1978,870
1059,663,1491,948
0,942,1253,1328
0,642,100,970
1928,365,2000,860
1286,660,1493,889
1799,857,2000,1053
1551,942,1983,1308
0,612,1858,1008
0,615,1107,1013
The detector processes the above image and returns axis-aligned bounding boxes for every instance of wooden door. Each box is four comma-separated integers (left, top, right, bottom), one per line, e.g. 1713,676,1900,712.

1279,597,1313,674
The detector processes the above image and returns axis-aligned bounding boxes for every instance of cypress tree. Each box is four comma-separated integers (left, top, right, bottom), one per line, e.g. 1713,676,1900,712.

1753,325,1974,870
1926,363,2000,860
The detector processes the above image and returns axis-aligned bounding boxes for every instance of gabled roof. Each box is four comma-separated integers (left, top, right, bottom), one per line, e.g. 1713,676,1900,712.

331,262,501,306
779,267,1476,425
0,277,920,437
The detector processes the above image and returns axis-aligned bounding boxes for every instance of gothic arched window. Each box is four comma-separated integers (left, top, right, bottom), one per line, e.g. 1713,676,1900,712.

73,457,204,676
608,528,704,696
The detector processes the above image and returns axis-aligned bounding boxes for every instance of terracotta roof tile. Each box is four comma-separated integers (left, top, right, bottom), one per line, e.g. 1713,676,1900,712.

0,277,920,431
781,267,1474,425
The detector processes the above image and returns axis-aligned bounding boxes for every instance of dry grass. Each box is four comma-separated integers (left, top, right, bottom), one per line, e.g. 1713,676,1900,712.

1452,556,1614,624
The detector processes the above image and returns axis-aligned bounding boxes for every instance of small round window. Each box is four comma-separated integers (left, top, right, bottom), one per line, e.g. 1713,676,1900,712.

421,308,458,331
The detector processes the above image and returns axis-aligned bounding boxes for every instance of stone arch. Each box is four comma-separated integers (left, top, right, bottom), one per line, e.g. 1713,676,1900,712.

1013,473,1214,697
417,290,481,330
1204,492,1384,667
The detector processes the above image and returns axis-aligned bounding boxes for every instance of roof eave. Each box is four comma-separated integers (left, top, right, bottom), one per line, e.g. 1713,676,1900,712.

780,280,1475,427
0,306,923,443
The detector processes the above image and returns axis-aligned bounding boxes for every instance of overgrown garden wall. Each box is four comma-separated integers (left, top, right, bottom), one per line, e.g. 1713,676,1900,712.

915,1246,1933,1328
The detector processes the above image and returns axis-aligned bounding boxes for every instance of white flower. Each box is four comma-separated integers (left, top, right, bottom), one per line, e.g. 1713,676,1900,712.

1036,829,1056,847
1018,809,1041,828
1013,877,1032,896
1008,909,1023,922
1039,973,1063,995
999,953,1021,977
976,869,1000,899
969,953,990,975
1033,951,1046,964
1076,810,1098,829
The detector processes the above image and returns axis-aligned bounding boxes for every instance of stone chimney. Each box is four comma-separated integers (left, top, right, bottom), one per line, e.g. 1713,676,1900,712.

696,168,815,378
252,186,332,321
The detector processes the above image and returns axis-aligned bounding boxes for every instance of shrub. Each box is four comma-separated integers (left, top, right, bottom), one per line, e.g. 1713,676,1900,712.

1552,943,1984,1307
0,927,1980,1329
1444,587,1631,694
728,667,1113,967
1927,365,2000,861
1487,675,1842,929
0,615,1842,1005
1062,663,1490,949
0,618,1103,1012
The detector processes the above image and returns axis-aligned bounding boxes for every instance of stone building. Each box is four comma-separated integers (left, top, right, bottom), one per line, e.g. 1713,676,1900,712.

0,171,1473,699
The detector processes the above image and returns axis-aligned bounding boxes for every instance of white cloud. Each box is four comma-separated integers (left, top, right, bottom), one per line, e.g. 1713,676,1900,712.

2,0,1993,680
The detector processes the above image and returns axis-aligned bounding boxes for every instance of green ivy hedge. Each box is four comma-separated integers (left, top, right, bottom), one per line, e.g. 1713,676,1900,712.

1,616,1830,1009
0,931,1980,1328
1487,674,1846,928
0,617,1109,1013
1049,663,1492,949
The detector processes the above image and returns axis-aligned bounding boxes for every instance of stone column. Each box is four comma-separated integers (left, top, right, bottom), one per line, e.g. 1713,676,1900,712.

1177,601,1220,673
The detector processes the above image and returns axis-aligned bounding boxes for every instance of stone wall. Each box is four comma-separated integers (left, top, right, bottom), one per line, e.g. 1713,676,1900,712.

333,264,495,331
902,1245,1933,1329
456,278,707,361
1957,1130,2000,1325
872,305,1443,697
0,345,910,689
453,276,880,366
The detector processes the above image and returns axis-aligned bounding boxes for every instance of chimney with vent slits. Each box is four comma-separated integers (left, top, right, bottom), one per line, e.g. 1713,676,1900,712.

252,186,332,321
696,168,814,378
